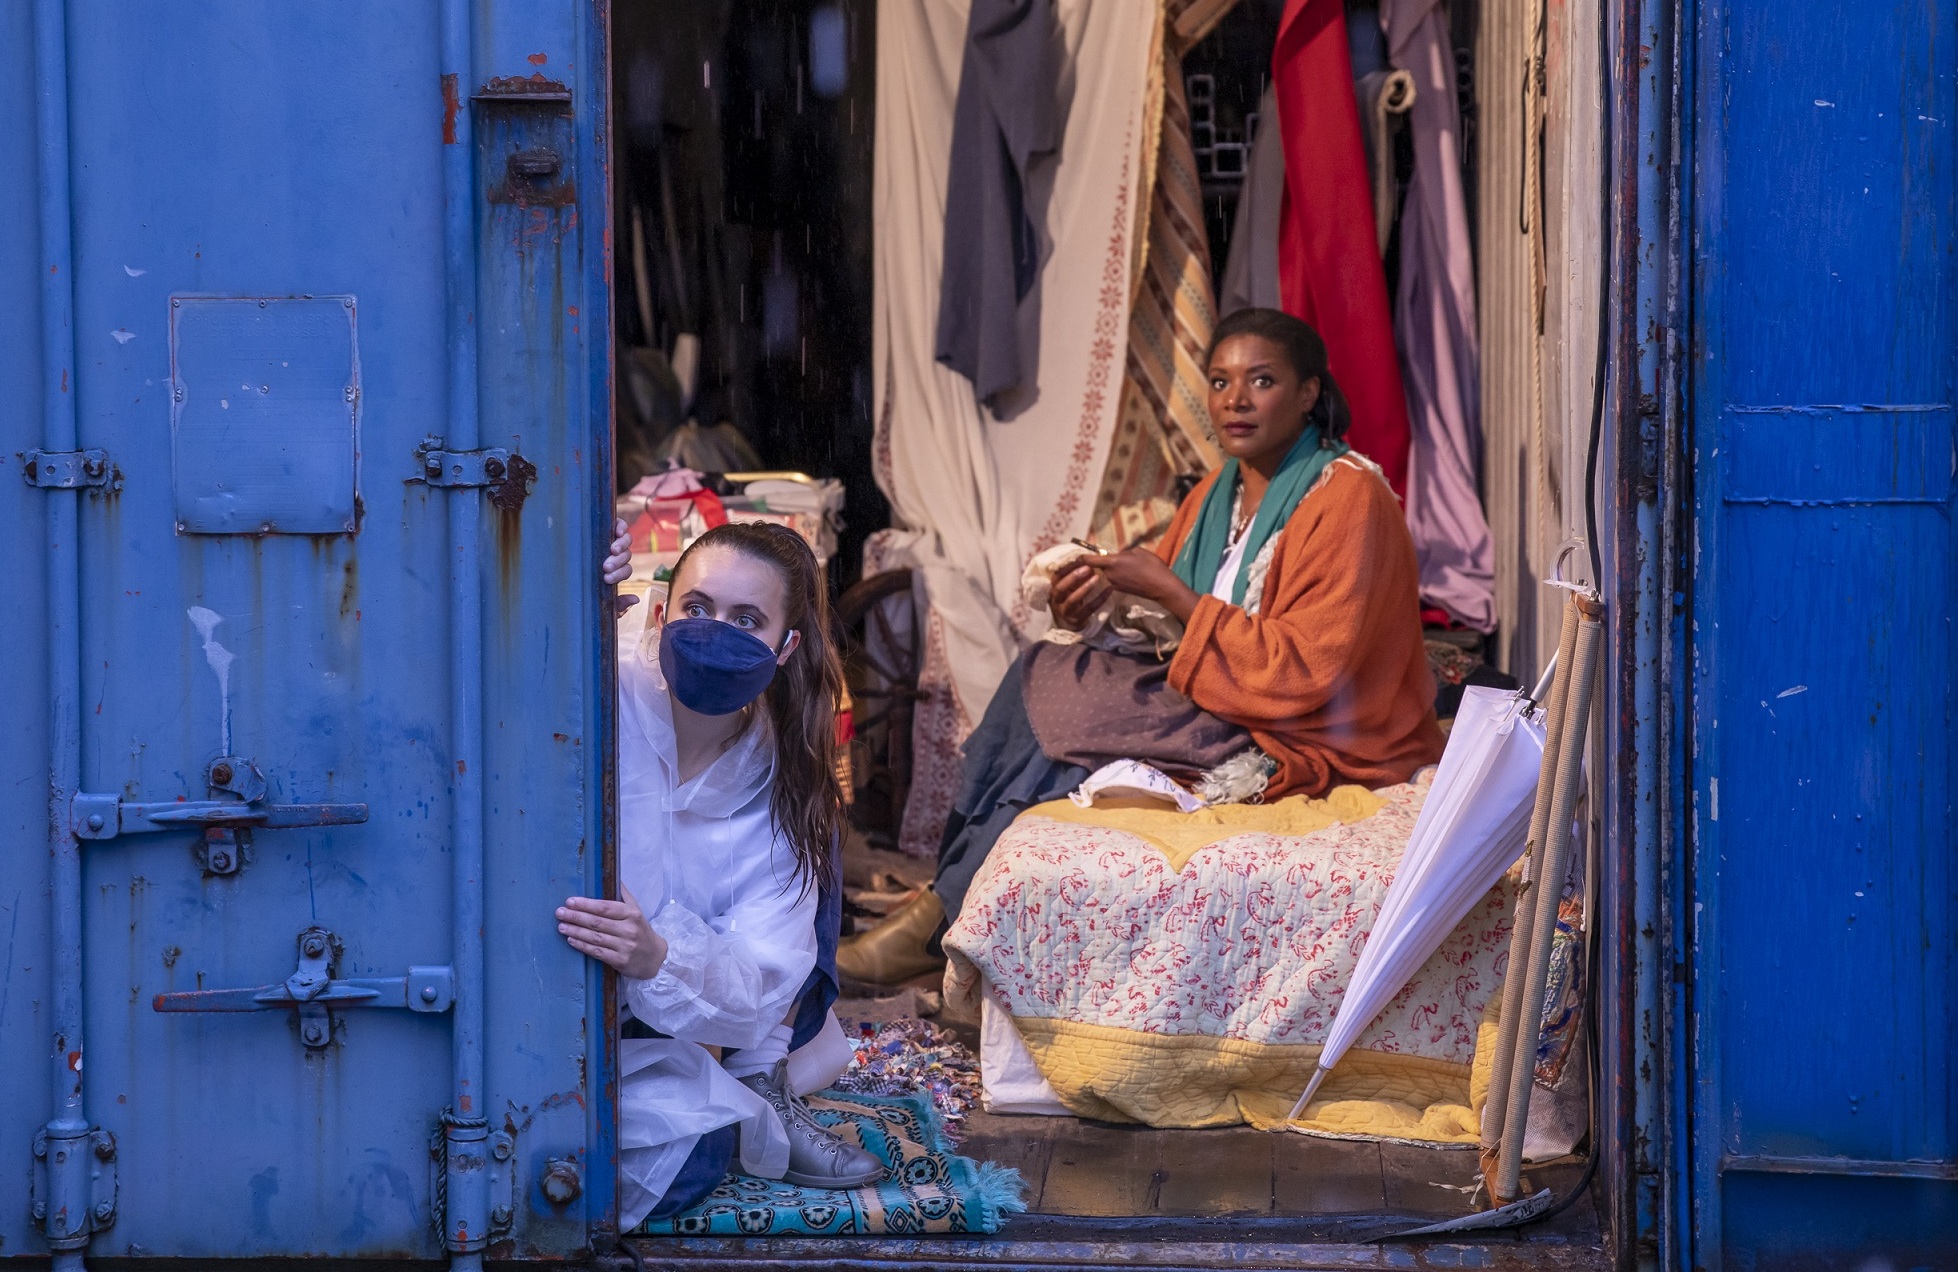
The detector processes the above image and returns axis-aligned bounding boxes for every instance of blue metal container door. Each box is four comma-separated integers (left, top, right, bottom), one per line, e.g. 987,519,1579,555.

1,1,613,1263
1686,0,1958,1265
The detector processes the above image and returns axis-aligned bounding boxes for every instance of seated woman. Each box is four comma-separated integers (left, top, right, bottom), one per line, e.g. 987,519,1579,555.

840,308,1446,984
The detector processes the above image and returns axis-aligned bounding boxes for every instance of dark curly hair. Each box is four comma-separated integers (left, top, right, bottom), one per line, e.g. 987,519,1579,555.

1205,307,1351,443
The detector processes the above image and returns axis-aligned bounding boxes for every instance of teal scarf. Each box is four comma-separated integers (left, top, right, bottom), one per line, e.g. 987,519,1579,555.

1170,427,1350,605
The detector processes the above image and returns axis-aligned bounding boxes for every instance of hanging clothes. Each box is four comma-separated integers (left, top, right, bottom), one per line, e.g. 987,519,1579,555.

1219,82,1286,317
1354,69,1417,255
933,0,1064,406
1270,0,1412,493
1087,0,1233,551
872,0,1159,854
1382,0,1497,631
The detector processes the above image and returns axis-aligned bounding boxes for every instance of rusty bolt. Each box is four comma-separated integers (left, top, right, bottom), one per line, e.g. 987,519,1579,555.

84,455,105,477
484,457,506,480
210,762,233,786
208,850,232,872
491,1204,513,1227
302,933,327,958
492,1139,512,1161
540,1159,581,1206
93,1138,115,1161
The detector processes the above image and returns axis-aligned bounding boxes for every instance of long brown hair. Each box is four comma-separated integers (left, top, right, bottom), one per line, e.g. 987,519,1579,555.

669,521,844,892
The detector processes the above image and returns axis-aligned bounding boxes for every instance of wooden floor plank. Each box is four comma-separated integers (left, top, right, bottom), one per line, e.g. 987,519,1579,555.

1036,1120,1156,1216
1271,1131,1388,1214
1149,1126,1275,1216
956,1110,1057,1211
1377,1140,1484,1216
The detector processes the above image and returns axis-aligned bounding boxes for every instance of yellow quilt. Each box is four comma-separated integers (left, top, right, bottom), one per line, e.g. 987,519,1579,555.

944,777,1520,1143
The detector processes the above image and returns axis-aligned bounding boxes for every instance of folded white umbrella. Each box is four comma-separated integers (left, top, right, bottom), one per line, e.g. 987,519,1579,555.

1287,682,1548,1120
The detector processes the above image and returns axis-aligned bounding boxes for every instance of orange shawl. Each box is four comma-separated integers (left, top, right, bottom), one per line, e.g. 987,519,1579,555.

1153,457,1445,797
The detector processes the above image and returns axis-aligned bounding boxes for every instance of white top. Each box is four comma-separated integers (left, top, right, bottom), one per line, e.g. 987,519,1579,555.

1210,528,1252,602
611,627,822,1226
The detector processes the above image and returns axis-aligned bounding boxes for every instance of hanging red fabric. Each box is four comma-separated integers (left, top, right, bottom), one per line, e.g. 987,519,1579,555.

1272,0,1412,493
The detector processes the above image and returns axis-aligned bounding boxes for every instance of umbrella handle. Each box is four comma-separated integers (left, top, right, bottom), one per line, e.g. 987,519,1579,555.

1286,1065,1331,1122
1525,652,1558,708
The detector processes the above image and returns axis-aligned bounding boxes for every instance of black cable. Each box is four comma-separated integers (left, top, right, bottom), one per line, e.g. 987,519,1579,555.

1583,0,1611,593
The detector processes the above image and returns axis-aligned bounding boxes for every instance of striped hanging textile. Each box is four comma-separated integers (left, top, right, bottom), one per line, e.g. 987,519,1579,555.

1088,0,1237,549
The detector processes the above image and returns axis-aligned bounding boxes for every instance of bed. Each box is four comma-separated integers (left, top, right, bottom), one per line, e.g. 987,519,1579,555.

943,773,1588,1153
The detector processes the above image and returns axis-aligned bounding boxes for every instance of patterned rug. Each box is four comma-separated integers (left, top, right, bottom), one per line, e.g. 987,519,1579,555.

639,1090,1026,1237
831,1018,982,1140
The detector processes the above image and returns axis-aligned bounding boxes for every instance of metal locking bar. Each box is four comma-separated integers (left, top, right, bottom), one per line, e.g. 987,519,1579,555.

71,756,367,876
153,927,454,1049
72,795,370,838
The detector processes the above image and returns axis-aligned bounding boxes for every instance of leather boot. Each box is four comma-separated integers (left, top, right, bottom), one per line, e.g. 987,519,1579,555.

836,888,945,987
736,1062,885,1189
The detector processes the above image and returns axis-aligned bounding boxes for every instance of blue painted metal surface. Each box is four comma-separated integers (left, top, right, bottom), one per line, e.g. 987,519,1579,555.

1,0,615,1262
1684,0,1958,1266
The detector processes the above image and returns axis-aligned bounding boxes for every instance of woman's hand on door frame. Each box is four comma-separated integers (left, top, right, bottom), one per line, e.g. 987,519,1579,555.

558,887,667,979
604,518,639,616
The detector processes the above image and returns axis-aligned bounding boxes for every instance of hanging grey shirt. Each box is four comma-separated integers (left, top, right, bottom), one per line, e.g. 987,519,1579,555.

933,0,1061,406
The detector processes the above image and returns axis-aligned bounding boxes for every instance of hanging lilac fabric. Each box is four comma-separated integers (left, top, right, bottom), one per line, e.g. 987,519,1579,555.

1382,0,1496,632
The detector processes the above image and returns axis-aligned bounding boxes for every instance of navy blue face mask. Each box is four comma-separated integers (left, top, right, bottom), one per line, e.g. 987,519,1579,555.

658,616,782,716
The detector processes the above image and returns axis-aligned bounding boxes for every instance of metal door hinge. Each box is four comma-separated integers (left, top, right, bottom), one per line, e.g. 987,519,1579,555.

31,1127,116,1249
20,448,118,490
414,438,536,512
431,1114,517,1251
73,756,366,876
153,926,453,1049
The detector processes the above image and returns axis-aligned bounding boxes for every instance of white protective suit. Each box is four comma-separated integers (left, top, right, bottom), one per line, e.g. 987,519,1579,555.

614,622,853,1228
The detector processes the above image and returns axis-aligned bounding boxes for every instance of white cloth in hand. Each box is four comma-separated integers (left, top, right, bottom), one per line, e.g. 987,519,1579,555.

1021,543,1183,657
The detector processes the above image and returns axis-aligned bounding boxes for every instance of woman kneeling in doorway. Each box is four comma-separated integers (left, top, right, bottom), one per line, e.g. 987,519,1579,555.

841,309,1447,984
560,522,881,1228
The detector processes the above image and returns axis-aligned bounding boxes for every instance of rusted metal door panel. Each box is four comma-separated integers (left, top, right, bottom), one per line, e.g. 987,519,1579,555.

1685,0,1958,1265
2,0,613,1264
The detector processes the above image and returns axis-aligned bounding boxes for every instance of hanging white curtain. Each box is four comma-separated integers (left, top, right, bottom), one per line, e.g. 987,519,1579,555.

869,0,1161,853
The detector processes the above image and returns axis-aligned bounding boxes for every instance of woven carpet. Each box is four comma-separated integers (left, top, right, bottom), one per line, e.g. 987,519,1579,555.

641,1090,1026,1237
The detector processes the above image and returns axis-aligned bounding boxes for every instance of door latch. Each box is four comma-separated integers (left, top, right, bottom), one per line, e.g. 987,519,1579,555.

20,448,118,490
414,437,536,513
153,926,454,1049
72,756,367,875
